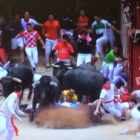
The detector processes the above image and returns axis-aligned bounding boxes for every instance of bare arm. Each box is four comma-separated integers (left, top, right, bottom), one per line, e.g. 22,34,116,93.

36,23,43,27
39,38,45,49
111,25,121,34
94,98,102,115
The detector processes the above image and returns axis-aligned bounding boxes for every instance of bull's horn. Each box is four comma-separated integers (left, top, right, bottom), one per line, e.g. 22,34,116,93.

51,64,60,68
12,77,22,83
67,67,73,70
32,81,40,87
64,63,71,66
50,81,57,87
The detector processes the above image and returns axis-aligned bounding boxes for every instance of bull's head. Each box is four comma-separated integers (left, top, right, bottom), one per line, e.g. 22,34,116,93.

50,61,73,86
32,77,58,106
0,76,22,98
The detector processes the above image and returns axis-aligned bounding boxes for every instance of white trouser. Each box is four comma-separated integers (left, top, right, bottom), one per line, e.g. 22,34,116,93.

45,39,58,65
11,38,24,49
102,61,114,83
102,102,122,118
57,59,70,64
77,53,92,66
25,47,38,68
95,35,108,59
107,28,115,50
113,76,126,84
0,114,15,140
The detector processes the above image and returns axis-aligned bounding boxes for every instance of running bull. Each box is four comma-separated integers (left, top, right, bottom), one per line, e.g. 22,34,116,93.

30,75,61,121
51,62,104,102
0,66,33,99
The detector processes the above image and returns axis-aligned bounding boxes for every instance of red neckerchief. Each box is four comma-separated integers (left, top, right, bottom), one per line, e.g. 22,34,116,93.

14,91,21,100
102,85,110,90
24,18,29,22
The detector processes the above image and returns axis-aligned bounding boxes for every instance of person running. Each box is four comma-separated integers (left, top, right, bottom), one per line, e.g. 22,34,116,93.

91,13,121,60
94,78,128,119
19,12,43,64
16,23,45,71
77,10,89,34
102,46,127,83
77,30,93,66
0,85,28,140
42,13,61,68
50,34,75,64
6,13,24,61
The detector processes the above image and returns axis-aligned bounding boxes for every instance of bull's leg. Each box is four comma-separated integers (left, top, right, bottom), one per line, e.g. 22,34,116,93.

30,98,37,122
28,86,33,101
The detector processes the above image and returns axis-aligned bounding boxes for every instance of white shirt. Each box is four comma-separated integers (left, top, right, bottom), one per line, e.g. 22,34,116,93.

100,84,115,103
21,18,38,30
3,61,18,72
114,64,123,76
91,19,111,36
0,92,24,118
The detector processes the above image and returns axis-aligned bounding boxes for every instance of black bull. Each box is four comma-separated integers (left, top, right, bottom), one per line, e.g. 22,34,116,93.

0,66,33,99
52,62,104,102
30,75,61,121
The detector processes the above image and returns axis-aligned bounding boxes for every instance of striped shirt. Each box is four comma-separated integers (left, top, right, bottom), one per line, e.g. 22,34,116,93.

0,92,24,118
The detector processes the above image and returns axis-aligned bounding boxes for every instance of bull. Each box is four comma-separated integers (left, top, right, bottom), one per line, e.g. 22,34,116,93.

51,61,104,102
30,75,61,121
0,66,33,100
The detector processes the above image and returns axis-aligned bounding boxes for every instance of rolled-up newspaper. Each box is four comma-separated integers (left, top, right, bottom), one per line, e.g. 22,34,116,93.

15,115,22,122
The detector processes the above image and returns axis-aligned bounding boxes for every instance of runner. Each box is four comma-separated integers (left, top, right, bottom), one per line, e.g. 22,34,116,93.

16,23,45,71
77,30,93,66
0,85,28,140
6,13,24,62
91,13,121,60
42,13,61,68
50,34,74,64
20,12,43,64
102,46,127,83
94,78,128,119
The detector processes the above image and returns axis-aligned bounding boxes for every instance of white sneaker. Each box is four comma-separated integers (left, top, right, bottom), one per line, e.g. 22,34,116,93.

120,127,128,135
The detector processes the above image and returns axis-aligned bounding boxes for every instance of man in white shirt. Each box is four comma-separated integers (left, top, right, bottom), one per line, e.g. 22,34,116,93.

91,14,121,61
20,12,43,64
94,78,127,118
0,85,28,140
